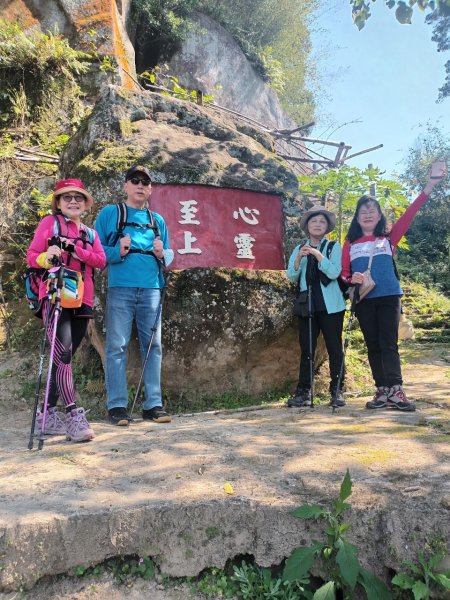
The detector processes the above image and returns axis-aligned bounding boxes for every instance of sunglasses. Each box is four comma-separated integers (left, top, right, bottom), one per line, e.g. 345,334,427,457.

60,194,86,203
128,177,151,186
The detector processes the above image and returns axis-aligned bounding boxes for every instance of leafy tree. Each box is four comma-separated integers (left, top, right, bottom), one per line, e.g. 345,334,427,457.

349,0,450,100
298,166,409,243
397,124,450,292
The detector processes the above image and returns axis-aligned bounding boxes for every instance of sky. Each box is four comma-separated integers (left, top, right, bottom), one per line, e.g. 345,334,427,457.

309,0,449,178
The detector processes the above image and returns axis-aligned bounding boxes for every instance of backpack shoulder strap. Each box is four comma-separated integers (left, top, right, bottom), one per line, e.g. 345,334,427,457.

317,239,335,258
79,224,95,245
112,202,127,246
147,209,160,238
117,202,127,235
325,240,336,259
53,214,64,237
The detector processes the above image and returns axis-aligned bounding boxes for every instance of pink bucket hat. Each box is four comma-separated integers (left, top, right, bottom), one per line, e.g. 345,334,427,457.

52,179,94,211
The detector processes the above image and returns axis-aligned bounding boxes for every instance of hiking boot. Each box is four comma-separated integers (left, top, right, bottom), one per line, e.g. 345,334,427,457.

329,389,346,407
142,406,172,423
387,385,416,411
287,389,310,408
34,406,66,436
108,407,131,426
365,386,390,409
66,407,94,442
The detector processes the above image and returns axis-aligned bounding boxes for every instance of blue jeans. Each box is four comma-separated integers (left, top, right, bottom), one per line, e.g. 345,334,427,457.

105,287,162,411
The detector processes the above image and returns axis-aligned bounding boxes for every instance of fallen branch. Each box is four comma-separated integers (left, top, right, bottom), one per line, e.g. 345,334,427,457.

14,146,58,160
4,154,58,164
121,67,145,91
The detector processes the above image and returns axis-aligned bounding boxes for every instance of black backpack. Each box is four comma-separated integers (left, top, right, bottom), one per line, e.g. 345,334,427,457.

112,202,160,248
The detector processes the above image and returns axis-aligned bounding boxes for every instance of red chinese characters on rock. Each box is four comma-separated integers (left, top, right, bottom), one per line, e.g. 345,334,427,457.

150,185,285,270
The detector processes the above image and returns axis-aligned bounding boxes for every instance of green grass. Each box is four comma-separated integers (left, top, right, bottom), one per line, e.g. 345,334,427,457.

402,282,450,330
164,387,290,415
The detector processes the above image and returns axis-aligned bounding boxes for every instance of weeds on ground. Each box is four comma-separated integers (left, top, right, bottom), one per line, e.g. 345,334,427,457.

401,282,450,330
232,561,311,599
282,470,392,600
188,566,237,598
74,555,154,584
391,548,450,599
188,562,310,600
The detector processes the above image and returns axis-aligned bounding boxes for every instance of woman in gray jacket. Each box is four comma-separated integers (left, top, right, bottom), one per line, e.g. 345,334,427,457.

286,205,346,407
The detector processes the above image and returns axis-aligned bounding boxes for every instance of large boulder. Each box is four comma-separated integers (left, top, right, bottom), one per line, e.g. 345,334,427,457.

59,85,325,399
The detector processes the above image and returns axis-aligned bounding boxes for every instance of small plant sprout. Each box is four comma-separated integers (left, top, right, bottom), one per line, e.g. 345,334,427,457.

282,469,392,600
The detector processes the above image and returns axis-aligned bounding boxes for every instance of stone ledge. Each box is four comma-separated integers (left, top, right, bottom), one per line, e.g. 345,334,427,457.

1,403,449,591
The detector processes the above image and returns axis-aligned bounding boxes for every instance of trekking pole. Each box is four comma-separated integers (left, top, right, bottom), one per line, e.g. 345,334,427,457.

304,253,315,410
331,284,359,414
130,269,172,419
37,258,65,451
307,283,315,410
27,298,54,450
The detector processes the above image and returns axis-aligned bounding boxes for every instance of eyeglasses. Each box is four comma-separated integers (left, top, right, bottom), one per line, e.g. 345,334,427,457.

359,209,378,217
60,194,86,203
128,177,151,186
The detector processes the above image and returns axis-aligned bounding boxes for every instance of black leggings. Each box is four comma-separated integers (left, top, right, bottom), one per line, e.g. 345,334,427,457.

297,310,345,391
42,301,89,410
355,295,402,387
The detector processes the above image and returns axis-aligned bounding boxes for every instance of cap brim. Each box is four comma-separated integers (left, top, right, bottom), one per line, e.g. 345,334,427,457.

127,169,151,180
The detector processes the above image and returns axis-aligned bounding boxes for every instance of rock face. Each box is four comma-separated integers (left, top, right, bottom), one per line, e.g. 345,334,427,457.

167,12,297,131
1,2,298,133
164,270,299,396
60,85,321,398
0,0,136,89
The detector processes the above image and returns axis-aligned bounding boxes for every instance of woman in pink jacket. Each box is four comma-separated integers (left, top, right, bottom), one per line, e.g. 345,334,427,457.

27,179,106,442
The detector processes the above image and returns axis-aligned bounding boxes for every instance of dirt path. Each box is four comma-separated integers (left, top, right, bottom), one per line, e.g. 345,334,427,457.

400,343,450,403
0,344,448,600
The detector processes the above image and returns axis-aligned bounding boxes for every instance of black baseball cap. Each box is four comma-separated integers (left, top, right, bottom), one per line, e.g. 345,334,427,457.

125,165,152,181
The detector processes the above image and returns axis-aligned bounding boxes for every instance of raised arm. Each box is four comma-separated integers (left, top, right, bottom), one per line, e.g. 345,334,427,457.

390,162,448,248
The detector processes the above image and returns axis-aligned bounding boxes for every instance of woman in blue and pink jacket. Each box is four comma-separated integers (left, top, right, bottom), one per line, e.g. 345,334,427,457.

27,179,106,441
342,163,447,411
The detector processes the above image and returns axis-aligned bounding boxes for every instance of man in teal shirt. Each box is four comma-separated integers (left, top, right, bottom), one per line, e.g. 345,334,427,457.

95,166,174,426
